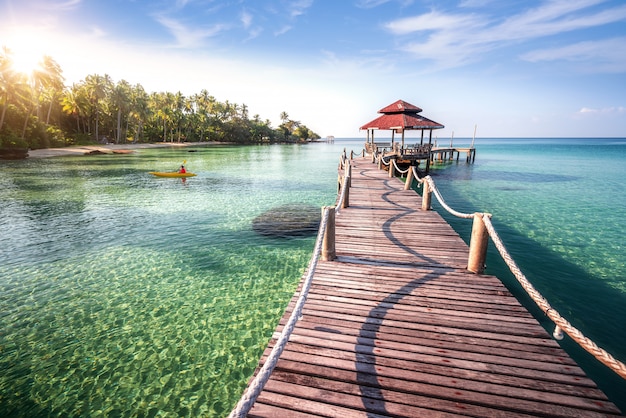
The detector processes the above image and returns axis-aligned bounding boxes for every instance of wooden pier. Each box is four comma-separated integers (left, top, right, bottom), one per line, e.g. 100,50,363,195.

236,156,622,417
431,146,477,163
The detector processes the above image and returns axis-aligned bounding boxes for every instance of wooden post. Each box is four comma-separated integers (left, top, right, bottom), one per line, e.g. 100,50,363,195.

346,161,352,188
389,158,395,178
421,180,432,211
404,165,414,190
377,154,383,170
468,213,490,274
341,178,349,208
322,206,336,261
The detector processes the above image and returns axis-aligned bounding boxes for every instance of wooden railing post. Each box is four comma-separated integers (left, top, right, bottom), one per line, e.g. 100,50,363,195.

377,153,383,170
322,206,336,261
341,175,350,209
422,180,432,211
404,166,414,190
345,161,352,188
388,158,395,178
468,213,490,274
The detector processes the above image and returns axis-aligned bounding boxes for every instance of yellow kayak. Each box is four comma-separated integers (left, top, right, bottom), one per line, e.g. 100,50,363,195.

149,171,197,178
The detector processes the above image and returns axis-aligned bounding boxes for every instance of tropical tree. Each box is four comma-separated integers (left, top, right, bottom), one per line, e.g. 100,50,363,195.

33,56,64,122
109,79,131,143
0,47,28,134
84,74,111,142
3,53,320,148
61,83,88,134
128,84,150,142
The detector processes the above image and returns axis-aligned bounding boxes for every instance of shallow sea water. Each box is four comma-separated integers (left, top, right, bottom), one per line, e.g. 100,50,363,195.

0,143,341,417
1,138,625,415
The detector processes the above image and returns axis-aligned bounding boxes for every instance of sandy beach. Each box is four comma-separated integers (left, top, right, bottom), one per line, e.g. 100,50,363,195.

26,142,216,158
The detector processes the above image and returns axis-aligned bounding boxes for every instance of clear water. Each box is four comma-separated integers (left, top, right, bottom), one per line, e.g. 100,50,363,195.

0,144,341,417
428,137,626,411
1,138,625,415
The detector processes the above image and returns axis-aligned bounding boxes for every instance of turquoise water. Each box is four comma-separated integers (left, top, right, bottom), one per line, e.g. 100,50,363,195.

0,144,341,417
1,138,625,415
428,137,626,411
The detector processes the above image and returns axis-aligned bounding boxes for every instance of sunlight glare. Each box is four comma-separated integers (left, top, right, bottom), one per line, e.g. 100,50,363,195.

4,28,48,76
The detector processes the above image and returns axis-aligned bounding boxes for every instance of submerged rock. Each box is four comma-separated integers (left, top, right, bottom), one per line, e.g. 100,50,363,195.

252,203,321,238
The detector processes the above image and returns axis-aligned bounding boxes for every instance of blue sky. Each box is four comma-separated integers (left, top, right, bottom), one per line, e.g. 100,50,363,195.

2,0,625,138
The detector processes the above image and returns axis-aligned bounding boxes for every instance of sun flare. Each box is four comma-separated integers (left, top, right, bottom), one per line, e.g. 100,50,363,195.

3,29,48,76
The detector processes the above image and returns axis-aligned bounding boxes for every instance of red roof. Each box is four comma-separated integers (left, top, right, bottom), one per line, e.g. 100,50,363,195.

378,100,422,114
360,99,444,131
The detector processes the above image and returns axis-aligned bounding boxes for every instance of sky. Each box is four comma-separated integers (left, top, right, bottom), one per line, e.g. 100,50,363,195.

1,0,625,139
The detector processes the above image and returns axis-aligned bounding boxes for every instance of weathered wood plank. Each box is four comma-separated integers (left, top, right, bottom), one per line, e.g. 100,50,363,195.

238,156,622,417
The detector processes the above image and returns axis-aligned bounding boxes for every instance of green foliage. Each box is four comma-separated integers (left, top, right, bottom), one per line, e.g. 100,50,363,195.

46,126,66,147
0,127,27,149
1,49,320,149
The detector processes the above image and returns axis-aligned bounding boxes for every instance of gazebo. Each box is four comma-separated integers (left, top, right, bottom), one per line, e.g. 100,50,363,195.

360,99,444,149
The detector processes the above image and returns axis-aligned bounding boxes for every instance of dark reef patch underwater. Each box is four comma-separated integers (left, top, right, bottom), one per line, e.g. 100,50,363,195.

252,203,321,238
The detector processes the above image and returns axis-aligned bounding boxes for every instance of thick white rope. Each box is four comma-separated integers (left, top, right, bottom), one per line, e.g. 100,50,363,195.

423,176,473,219
410,167,626,378
227,208,330,417
335,172,347,214
481,214,626,380
391,158,410,175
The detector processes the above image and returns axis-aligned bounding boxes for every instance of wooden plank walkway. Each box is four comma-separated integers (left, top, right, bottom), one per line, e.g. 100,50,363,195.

243,157,622,417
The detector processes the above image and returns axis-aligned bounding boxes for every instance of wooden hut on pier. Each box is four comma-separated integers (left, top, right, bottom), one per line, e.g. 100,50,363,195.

361,100,444,150
360,100,445,172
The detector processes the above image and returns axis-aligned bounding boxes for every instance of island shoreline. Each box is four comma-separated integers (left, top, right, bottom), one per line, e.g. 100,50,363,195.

25,142,234,159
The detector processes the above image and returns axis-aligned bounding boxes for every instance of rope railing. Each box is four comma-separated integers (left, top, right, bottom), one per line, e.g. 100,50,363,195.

335,170,347,213
412,167,473,219
379,155,391,166
481,214,626,380
391,158,410,175
407,165,626,380
227,207,331,418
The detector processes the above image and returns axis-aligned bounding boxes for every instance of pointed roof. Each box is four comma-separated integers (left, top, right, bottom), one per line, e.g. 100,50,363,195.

378,100,422,114
360,99,444,131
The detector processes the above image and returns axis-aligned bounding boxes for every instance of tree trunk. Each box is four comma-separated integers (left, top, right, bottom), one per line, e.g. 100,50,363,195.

116,108,122,144
46,101,53,125
21,106,34,139
0,102,7,132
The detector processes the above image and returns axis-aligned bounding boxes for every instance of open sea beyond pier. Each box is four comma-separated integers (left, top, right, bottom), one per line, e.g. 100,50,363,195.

1,137,625,416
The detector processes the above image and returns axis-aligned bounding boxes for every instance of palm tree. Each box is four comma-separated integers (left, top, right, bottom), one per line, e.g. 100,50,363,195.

129,84,149,142
34,56,64,123
60,84,83,133
84,74,110,141
0,47,27,133
110,80,131,143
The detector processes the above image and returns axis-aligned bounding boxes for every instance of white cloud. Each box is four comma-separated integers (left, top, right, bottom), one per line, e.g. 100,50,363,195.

385,11,481,35
494,0,626,41
521,37,626,73
41,0,82,11
578,106,626,114
241,10,252,29
287,0,314,18
356,0,392,8
155,16,228,48
459,0,494,7
384,0,626,70
274,25,293,36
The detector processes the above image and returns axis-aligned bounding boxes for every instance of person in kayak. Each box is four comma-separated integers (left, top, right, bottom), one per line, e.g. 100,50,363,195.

179,165,186,173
